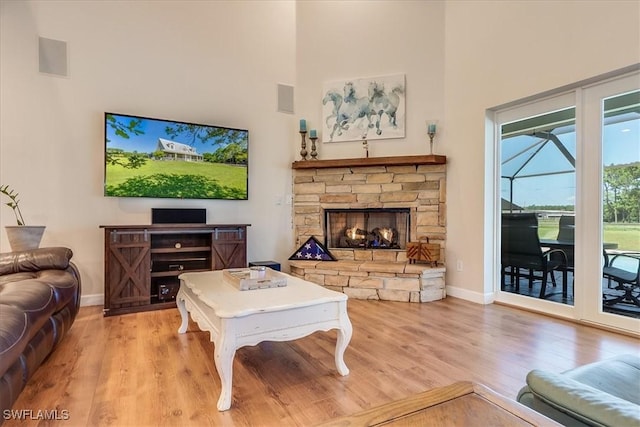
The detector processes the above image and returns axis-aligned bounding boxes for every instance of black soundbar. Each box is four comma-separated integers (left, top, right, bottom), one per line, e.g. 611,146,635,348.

151,208,206,224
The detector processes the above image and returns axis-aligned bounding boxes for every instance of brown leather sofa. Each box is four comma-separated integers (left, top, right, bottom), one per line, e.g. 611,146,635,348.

0,247,81,420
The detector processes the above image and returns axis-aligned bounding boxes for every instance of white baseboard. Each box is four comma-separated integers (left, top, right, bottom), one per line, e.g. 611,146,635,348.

446,285,494,305
80,293,104,307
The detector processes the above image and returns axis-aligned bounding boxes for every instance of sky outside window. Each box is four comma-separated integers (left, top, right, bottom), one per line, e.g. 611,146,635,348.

501,106,638,208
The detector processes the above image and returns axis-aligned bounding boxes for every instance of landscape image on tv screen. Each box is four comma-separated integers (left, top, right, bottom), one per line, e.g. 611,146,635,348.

104,113,248,200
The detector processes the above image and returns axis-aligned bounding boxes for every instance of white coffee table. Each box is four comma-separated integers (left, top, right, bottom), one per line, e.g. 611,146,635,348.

177,269,352,411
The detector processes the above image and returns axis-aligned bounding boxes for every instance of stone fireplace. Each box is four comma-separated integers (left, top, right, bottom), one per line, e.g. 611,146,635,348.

289,155,447,302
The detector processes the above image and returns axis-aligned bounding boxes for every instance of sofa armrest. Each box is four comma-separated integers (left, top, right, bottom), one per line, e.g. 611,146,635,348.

524,369,640,427
0,247,73,275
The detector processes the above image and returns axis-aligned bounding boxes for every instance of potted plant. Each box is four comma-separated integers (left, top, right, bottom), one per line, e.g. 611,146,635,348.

1,184,45,251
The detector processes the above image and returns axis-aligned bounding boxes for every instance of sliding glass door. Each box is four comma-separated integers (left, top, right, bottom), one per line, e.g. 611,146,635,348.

581,74,639,331
495,70,640,334
497,93,577,318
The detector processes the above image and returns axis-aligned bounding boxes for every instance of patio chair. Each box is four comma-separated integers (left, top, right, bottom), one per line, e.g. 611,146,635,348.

556,215,575,269
602,251,640,308
501,213,568,299
556,215,575,241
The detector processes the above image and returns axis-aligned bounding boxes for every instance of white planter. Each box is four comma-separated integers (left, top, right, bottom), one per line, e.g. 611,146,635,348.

5,225,46,251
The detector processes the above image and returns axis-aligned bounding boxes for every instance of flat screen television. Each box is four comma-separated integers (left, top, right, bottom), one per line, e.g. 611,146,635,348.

104,112,248,200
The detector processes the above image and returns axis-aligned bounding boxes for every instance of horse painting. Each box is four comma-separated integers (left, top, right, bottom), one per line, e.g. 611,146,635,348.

322,74,405,142
369,81,403,135
322,90,342,130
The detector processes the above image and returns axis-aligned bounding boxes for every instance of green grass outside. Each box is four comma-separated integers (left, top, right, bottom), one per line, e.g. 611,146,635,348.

106,158,247,198
538,218,639,251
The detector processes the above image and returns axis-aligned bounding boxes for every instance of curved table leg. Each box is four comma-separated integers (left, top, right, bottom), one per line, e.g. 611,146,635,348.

214,331,237,411
176,290,189,334
335,304,352,376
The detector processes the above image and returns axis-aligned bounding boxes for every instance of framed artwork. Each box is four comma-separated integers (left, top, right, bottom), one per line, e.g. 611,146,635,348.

321,73,405,143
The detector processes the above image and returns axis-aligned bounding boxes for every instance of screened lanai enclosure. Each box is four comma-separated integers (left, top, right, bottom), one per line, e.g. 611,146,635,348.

500,90,640,319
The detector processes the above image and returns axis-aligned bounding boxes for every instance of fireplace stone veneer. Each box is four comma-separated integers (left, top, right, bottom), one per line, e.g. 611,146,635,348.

290,156,446,302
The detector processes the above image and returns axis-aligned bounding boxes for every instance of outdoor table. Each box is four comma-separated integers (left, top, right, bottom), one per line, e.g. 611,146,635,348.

540,239,618,250
539,239,619,271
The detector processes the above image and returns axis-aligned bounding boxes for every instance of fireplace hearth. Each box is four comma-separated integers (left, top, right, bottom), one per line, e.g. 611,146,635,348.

325,208,410,250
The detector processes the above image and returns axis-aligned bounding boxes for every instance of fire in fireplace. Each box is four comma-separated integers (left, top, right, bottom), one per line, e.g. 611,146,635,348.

325,208,410,249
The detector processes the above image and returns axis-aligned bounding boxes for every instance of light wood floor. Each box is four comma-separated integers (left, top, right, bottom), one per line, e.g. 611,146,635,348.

6,297,639,426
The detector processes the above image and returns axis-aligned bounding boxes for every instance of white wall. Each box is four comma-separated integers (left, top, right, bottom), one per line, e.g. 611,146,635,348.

0,1,296,303
296,1,445,160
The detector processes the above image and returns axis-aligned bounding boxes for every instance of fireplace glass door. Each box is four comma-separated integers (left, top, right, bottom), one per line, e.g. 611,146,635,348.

325,208,410,249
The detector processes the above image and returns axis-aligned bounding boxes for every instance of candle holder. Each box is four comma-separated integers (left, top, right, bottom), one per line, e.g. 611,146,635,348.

362,139,369,158
310,135,318,160
299,131,308,160
426,121,438,154
428,131,436,154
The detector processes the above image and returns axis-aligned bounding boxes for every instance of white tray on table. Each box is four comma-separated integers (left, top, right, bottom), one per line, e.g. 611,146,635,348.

222,268,287,291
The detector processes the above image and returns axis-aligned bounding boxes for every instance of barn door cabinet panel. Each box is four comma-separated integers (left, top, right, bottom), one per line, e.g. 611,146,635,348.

212,226,247,269
101,224,249,316
104,229,151,311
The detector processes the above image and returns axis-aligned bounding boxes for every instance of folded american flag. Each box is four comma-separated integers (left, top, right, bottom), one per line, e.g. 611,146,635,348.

289,236,336,261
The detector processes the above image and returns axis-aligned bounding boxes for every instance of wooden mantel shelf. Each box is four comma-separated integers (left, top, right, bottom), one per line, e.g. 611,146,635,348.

291,154,446,169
